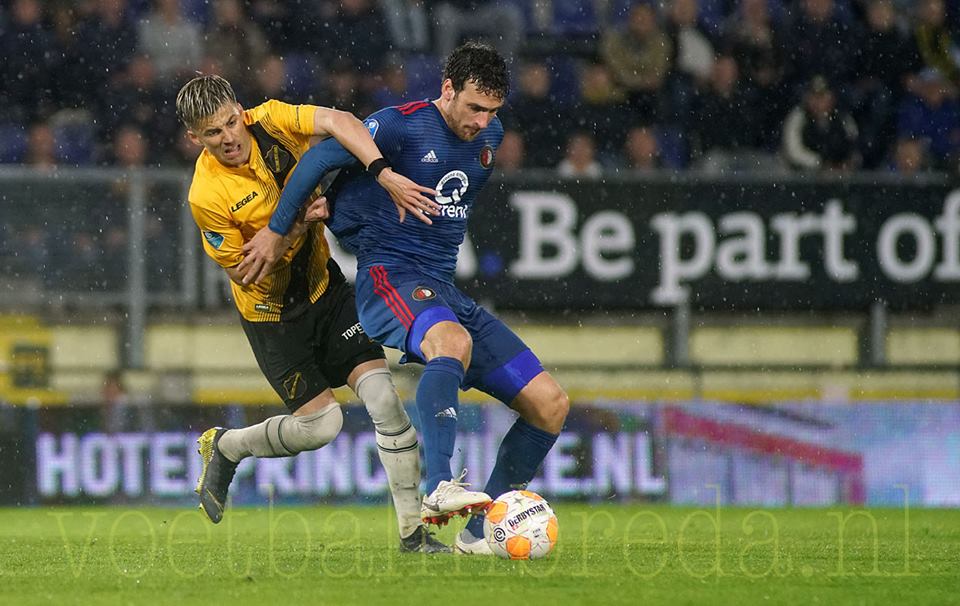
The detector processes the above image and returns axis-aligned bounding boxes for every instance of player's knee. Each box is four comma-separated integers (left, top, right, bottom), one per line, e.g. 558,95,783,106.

527,386,570,434
422,321,472,366
445,328,472,365
355,369,409,434
285,403,343,452
545,388,570,433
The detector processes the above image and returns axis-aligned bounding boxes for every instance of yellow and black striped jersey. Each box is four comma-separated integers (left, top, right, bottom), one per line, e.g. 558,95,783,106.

188,100,332,322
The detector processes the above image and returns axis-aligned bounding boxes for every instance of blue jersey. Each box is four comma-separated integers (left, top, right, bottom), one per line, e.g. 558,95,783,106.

270,100,504,284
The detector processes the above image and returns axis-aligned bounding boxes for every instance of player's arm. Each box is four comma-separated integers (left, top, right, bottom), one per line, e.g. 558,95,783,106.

189,199,247,285
312,107,439,224
192,193,327,287
236,138,361,285
311,108,389,171
240,112,439,285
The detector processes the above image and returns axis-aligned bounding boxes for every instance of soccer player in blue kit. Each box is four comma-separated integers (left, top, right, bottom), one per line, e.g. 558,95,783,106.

239,42,569,555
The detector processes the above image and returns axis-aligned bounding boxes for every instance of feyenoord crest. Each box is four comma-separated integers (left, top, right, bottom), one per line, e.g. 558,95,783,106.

480,145,495,169
412,286,436,301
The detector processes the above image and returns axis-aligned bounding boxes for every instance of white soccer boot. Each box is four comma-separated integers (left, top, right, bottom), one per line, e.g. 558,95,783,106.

420,470,491,526
454,528,493,556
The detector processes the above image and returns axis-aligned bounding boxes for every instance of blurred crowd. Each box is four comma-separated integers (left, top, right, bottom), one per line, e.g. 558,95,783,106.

1,0,959,175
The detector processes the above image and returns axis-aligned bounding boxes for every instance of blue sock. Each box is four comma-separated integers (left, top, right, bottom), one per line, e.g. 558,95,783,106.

465,417,558,538
416,356,465,493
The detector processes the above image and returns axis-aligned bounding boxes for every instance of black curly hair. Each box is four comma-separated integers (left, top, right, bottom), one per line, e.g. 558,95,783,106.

442,41,510,100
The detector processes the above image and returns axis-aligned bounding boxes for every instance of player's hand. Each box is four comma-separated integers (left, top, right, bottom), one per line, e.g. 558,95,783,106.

303,195,329,222
238,227,286,285
376,168,440,224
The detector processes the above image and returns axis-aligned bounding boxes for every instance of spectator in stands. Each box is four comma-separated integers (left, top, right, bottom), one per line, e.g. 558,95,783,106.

204,0,270,84
623,125,662,170
106,124,178,290
663,0,716,127
429,1,525,62
570,61,629,161
897,68,960,169
73,0,139,94
49,4,87,109
691,55,759,154
25,123,57,169
248,0,309,54
245,54,288,103
138,0,204,82
558,131,603,178
784,0,857,92
320,0,392,73
111,124,149,168
782,75,860,171
99,55,166,139
889,137,930,175
371,56,411,107
323,58,375,117
382,0,433,54
600,1,672,120
196,54,227,79
101,370,134,434
0,0,56,122
722,0,789,149
100,124,148,288
165,129,203,167
496,130,526,174
912,0,960,87
501,60,568,168
851,0,917,168
665,0,716,83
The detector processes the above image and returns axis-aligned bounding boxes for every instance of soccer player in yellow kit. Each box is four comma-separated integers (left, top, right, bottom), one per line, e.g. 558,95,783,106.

177,74,446,552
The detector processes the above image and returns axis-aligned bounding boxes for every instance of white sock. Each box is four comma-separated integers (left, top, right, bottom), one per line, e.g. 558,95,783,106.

356,368,422,539
218,403,343,462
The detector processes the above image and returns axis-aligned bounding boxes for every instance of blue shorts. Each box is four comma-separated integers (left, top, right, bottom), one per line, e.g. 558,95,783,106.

355,264,544,404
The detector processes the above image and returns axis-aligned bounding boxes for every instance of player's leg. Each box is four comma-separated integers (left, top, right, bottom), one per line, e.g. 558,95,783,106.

197,393,344,524
454,309,570,553
346,360,448,553
417,319,471,492
356,266,490,524
195,306,344,524
318,266,449,552
416,319,491,523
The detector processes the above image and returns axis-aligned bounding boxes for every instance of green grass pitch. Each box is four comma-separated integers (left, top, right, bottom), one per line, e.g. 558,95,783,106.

1,504,957,605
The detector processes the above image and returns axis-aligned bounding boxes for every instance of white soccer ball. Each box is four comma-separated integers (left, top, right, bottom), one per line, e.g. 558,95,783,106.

483,490,558,559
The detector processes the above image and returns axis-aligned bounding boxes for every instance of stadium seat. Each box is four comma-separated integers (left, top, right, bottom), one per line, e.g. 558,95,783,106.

0,123,27,163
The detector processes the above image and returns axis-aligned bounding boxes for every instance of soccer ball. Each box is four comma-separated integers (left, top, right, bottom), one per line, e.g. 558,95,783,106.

483,490,558,559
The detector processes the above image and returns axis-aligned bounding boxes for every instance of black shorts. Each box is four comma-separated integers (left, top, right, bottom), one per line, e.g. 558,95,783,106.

241,259,386,412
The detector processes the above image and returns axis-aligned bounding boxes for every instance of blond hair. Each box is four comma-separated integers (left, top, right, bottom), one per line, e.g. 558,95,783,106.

175,74,238,129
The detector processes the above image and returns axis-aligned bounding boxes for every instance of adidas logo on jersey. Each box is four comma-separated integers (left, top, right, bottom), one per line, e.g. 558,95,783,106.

421,150,439,163
435,407,457,420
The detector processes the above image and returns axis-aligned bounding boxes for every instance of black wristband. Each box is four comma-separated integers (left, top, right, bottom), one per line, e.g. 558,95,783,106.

366,157,390,179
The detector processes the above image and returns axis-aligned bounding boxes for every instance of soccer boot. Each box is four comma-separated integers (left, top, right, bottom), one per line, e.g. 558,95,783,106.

195,427,238,524
420,470,491,526
399,525,452,554
454,528,493,556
